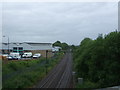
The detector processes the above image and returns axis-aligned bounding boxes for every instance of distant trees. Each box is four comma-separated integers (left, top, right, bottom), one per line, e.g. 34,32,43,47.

74,31,120,88
53,41,61,47
53,41,69,50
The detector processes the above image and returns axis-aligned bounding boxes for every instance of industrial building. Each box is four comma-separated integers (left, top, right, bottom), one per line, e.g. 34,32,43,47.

52,46,62,52
0,42,53,57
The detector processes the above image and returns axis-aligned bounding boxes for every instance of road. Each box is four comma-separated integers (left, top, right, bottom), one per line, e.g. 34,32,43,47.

34,51,73,88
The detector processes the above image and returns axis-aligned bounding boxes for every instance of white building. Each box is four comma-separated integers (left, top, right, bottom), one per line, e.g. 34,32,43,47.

0,42,53,57
52,46,62,52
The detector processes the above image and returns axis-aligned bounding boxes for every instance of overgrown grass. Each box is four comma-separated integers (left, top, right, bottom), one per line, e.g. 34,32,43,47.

2,51,64,88
2,58,45,76
3,66,46,88
76,80,99,88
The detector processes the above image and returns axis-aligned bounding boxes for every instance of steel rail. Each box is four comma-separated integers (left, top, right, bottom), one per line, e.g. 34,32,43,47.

35,53,68,88
34,52,73,88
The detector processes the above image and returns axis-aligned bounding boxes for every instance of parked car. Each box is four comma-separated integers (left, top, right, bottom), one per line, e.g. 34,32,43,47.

7,55,13,60
33,53,41,59
22,52,32,58
10,52,21,60
2,54,8,60
2,54,8,57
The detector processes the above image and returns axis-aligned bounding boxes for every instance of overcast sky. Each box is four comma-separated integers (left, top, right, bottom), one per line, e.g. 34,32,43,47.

2,2,118,45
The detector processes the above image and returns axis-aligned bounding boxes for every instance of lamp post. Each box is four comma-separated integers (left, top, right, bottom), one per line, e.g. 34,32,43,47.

45,50,53,75
45,50,48,75
3,36,9,55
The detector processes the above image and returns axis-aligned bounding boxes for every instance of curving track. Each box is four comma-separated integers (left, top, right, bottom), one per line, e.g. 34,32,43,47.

34,51,73,88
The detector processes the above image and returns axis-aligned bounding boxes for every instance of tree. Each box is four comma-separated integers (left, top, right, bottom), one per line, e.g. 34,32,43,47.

73,31,120,88
53,41,69,50
53,41,61,47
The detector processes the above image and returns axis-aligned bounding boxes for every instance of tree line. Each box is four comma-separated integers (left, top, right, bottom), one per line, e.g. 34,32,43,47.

73,30,120,88
53,41,69,50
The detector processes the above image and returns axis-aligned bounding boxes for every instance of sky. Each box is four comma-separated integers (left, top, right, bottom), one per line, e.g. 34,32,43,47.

2,2,118,45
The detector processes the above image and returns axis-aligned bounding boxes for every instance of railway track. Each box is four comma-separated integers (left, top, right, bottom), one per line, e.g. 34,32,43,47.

56,52,73,88
34,51,73,88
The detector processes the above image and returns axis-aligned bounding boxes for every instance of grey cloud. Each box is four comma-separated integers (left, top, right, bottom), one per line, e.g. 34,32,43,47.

2,2,118,45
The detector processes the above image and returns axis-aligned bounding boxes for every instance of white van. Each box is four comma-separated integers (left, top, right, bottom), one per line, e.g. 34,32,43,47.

10,52,21,60
22,52,32,58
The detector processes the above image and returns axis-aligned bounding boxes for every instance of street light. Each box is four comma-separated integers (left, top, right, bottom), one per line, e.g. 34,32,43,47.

45,50,48,75
3,36,9,55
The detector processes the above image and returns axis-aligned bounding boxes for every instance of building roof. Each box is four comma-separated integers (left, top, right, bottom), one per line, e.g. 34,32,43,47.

1,42,52,50
24,42,52,45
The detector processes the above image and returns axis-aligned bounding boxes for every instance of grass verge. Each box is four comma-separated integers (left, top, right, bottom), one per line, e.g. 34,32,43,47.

2,51,64,88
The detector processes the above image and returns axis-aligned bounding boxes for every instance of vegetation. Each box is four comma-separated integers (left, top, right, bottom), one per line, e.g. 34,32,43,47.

2,51,64,88
73,31,120,88
3,59,44,76
53,41,69,50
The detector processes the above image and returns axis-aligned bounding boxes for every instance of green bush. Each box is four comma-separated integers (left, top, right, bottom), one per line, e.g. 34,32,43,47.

74,31,120,88
76,81,98,88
